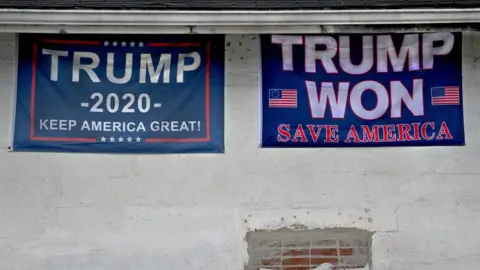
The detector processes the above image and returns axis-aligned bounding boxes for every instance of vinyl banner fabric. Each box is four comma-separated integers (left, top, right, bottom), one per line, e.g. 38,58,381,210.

260,32,465,147
13,34,225,153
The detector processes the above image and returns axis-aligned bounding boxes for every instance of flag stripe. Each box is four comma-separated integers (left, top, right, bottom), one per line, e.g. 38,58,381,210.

431,86,460,106
269,89,298,108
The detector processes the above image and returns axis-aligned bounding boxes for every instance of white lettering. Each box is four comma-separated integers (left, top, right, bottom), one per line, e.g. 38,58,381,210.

42,49,68,81
72,52,100,82
103,122,111,131
106,53,133,84
39,119,76,130
304,36,338,74
377,34,420,72
171,121,178,132
271,35,303,71
391,79,424,118
305,80,349,118
177,52,201,83
150,121,199,132
81,121,146,132
139,53,171,83
180,121,189,131
162,121,169,131
40,119,48,130
339,36,374,74
350,81,389,120
69,120,76,130
422,32,454,69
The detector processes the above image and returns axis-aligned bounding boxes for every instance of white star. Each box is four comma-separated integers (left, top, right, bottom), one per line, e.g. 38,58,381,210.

135,137,141,142
130,41,136,47
112,41,118,46
118,137,124,142
103,41,109,46
100,136,106,142
127,137,133,142
109,136,115,142
121,41,127,47
139,42,144,47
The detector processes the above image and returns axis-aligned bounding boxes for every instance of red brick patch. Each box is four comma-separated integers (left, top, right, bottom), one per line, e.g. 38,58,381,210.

261,248,353,269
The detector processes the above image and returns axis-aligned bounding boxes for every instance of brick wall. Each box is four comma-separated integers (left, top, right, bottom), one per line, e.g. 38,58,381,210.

247,228,371,270
262,248,354,269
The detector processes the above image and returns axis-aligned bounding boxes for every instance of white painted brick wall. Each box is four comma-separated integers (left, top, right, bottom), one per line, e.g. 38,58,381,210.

0,32,479,270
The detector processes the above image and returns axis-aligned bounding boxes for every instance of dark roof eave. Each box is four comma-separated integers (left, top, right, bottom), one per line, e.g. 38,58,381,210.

2,0,480,11
1,8,480,34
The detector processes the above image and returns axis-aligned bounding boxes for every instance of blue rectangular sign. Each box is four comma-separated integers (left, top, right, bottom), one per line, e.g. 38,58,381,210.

13,34,225,153
260,32,465,147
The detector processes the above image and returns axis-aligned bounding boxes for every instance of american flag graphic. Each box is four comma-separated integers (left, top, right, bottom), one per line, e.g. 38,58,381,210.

268,89,297,108
431,86,460,106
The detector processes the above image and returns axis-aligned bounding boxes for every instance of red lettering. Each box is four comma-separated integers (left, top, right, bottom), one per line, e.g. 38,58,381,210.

291,124,308,142
307,124,324,143
344,125,361,143
277,124,291,142
411,123,421,140
278,122,446,144
382,125,397,142
396,124,412,141
325,125,339,143
361,125,381,142
421,122,435,140
437,121,453,139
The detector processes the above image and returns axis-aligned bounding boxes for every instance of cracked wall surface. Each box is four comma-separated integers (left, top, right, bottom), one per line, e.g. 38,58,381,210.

0,32,479,269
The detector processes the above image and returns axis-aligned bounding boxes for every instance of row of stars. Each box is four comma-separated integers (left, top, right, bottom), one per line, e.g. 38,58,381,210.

103,41,144,47
100,136,142,143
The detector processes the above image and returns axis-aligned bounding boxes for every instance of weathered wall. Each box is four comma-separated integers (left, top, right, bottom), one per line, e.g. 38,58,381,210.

0,32,479,270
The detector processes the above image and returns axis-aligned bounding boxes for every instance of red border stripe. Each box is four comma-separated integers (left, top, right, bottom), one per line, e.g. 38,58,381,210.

147,42,202,47
31,137,97,142
29,43,37,139
205,40,211,141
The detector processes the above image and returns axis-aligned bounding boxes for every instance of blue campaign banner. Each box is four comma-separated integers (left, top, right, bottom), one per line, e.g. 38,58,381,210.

13,34,225,153
260,32,465,147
